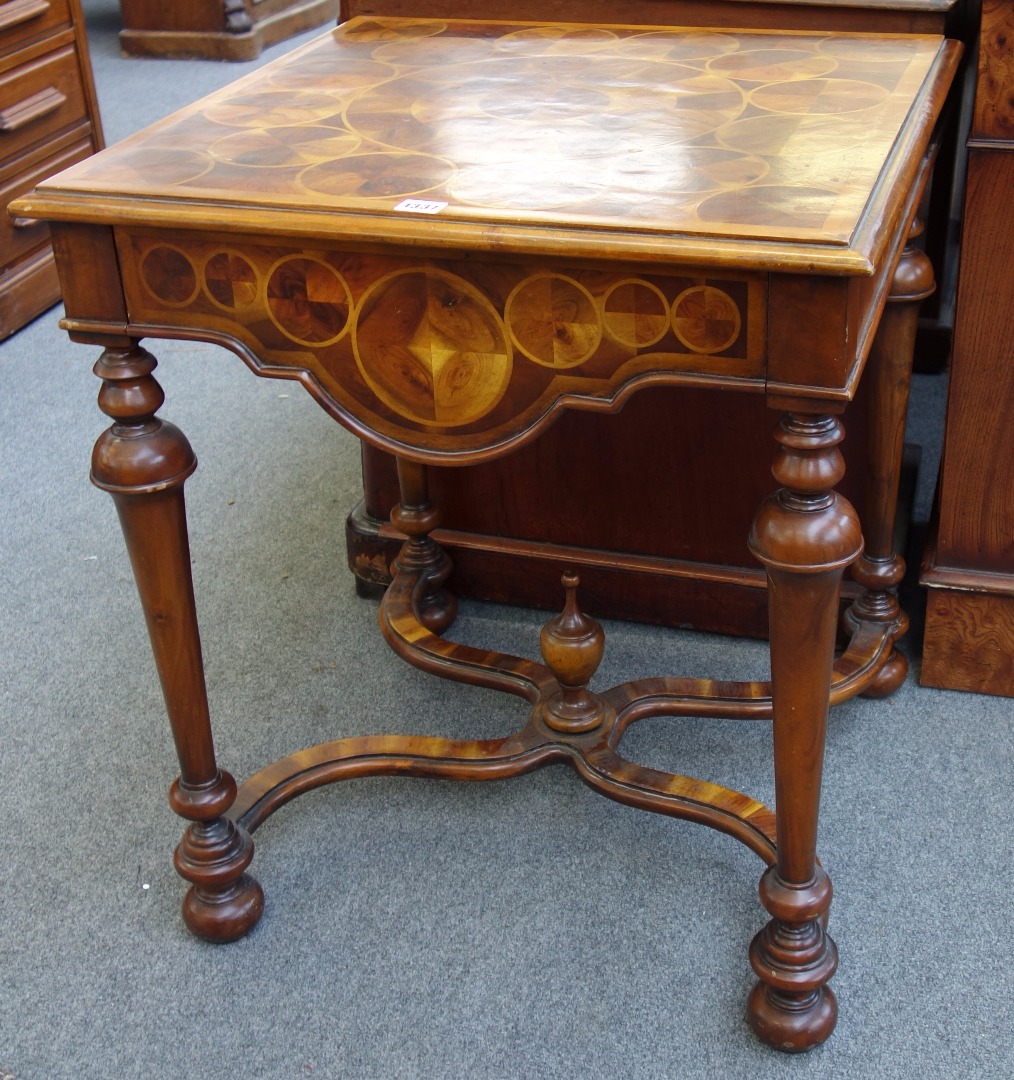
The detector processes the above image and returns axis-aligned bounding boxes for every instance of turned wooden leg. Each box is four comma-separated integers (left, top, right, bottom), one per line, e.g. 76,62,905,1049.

390,457,457,634
91,345,263,942
747,412,863,1052
847,225,934,697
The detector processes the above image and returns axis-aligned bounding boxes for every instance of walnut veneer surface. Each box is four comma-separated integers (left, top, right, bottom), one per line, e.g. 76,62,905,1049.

52,22,941,248
13,16,960,1052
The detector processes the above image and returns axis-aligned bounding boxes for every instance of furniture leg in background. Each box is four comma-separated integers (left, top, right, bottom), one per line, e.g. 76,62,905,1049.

846,225,934,696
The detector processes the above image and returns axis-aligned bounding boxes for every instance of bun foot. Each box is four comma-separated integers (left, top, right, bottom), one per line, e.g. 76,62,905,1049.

416,584,457,636
747,982,837,1053
181,873,265,943
748,866,838,1052
173,806,263,943
860,649,908,698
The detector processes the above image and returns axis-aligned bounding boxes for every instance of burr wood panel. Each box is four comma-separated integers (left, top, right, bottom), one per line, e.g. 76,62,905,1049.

920,0,1014,697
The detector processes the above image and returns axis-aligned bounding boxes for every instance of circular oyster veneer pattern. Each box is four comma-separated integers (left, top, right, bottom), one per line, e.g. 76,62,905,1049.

265,257,351,346
204,91,344,129
602,279,670,349
506,275,601,368
752,78,890,115
709,48,837,83
353,268,512,427
141,246,199,307
671,285,742,354
203,251,259,311
208,127,361,169
697,184,841,229
299,152,456,199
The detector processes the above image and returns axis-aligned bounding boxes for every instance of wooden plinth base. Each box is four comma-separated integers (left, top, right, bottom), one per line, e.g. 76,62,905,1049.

921,588,1014,696
920,530,1014,697
118,0,340,61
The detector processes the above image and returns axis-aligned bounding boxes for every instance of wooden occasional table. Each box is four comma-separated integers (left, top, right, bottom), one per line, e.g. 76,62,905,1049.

14,18,959,1051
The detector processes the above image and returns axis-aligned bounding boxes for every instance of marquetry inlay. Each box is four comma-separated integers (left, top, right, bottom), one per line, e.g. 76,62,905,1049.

56,17,941,246
121,234,764,448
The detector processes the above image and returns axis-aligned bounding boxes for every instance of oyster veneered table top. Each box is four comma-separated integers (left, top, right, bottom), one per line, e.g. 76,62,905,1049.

29,17,953,271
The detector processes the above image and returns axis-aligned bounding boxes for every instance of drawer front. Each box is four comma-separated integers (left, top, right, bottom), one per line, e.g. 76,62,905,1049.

117,231,767,458
1,135,90,267
0,0,71,57
0,42,86,163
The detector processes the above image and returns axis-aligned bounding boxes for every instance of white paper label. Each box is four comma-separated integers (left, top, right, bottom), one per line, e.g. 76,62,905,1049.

394,199,449,214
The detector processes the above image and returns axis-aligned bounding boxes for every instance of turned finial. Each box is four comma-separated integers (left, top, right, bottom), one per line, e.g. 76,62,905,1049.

539,572,607,733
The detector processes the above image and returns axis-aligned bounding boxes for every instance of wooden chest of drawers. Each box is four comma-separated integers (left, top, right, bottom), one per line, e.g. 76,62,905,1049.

0,0,102,339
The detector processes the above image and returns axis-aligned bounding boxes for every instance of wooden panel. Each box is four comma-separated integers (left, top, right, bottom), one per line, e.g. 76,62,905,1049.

113,228,768,459
922,590,1014,697
919,0,1014,696
0,0,100,338
934,151,1014,575
50,221,128,334
119,0,228,35
359,380,870,563
0,236,58,335
119,0,338,34
971,0,1014,142
766,274,849,397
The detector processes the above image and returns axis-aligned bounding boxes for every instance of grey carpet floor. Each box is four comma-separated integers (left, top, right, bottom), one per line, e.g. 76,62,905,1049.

1,3,1011,1077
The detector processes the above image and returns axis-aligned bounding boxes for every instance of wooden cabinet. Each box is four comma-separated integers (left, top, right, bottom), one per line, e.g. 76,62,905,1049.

920,0,1014,697
118,0,340,60
0,0,102,339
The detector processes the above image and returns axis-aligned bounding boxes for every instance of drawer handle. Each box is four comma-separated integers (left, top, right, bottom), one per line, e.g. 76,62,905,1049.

0,0,51,33
12,214,41,229
0,86,67,133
